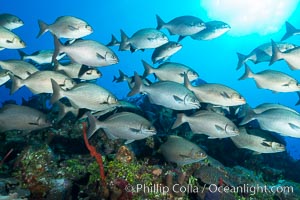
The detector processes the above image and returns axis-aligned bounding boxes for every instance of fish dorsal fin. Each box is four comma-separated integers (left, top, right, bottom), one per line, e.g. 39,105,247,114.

289,123,300,130
173,95,184,103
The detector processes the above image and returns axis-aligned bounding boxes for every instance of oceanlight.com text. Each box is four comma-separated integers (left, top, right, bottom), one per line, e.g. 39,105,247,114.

124,183,294,196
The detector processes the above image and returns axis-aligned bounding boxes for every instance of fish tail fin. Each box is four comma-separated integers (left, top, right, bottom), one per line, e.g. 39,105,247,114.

127,72,144,97
10,74,23,94
56,101,68,122
238,63,254,80
236,52,247,70
269,40,283,66
52,35,63,64
141,60,154,78
50,79,64,104
36,20,48,38
296,92,300,106
239,106,256,126
17,50,27,60
156,15,165,30
106,34,120,46
183,73,192,89
171,113,186,129
87,112,100,139
119,29,130,51
281,22,297,41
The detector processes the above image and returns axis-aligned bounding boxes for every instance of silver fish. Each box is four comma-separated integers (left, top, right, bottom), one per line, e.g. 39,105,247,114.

0,104,51,132
151,41,182,64
281,22,300,41
51,79,118,111
142,60,199,83
87,112,156,144
236,41,297,70
128,72,200,111
113,69,152,89
18,50,65,65
191,20,230,41
54,61,102,80
11,70,75,94
0,13,24,30
0,69,11,86
172,110,239,139
37,16,93,39
239,64,300,92
53,36,118,67
269,40,300,70
240,108,300,138
160,135,207,166
119,28,169,52
0,26,25,50
231,127,286,154
184,74,246,106
156,15,206,42
253,103,299,114
0,60,39,79
106,34,120,46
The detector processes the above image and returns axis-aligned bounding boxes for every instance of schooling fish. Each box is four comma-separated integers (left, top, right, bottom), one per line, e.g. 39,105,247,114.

172,110,239,139
87,112,156,144
239,64,300,92
269,40,300,70
10,70,75,94
0,26,25,50
51,79,118,111
184,74,246,106
240,108,300,138
0,104,51,132
37,16,93,39
231,127,286,154
159,135,207,166
0,60,39,79
119,28,169,52
128,72,200,111
142,60,199,83
151,41,182,64
52,36,119,67
113,69,151,89
0,13,24,30
236,41,297,70
156,15,206,42
191,20,230,41
18,49,65,65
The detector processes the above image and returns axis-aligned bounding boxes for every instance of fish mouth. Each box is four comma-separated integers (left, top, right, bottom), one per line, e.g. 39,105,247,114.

145,129,157,135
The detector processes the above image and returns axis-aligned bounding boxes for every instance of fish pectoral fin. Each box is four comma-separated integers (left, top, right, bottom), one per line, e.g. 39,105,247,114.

173,95,184,103
28,122,39,126
6,39,13,44
105,131,118,140
281,83,289,87
179,154,189,158
220,92,230,98
130,45,137,53
129,128,140,133
125,139,135,145
68,25,79,31
96,53,105,59
215,125,224,132
288,123,300,130
261,141,271,147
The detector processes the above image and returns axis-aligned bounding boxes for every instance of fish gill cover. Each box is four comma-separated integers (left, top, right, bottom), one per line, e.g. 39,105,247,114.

1,0,300,199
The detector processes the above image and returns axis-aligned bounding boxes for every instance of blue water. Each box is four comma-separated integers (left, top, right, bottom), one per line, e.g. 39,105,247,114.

1,0,300,159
